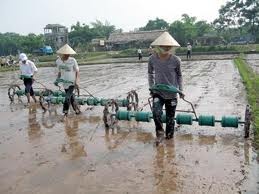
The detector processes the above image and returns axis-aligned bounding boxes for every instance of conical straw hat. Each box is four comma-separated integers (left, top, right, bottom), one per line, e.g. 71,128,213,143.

56,44,76,55
151,32,180,47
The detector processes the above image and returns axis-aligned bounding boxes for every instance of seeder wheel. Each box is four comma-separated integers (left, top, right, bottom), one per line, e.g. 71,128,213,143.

103,100,119,128
39,89,53,112
8,84,22,103
126,90,139,111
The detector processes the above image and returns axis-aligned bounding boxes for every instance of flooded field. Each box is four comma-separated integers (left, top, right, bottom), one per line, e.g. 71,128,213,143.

0,57,258,194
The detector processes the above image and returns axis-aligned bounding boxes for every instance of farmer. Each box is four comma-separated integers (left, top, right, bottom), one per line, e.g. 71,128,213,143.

137,48,142,61
19,53,38,104
148,32,184,141
187,42,192,60
55,44,80,116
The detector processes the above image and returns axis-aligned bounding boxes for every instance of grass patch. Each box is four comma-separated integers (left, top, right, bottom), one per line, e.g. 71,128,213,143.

0,66,19,72
177,44,259,53
234,55,259,148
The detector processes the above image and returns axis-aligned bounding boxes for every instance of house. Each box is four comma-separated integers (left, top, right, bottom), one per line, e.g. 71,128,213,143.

90,38,106,51
196,34,225,46
107,30,165,50
44,24,69,50
230,34,256,45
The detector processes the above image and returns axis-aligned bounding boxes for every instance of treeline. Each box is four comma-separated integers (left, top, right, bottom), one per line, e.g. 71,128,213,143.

0,33,44,56
140,0,259,45
0,0,258,56
68,20,117,50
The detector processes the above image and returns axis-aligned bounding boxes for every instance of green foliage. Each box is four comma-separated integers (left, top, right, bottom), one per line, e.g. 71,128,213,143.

234,56,259,147
75,51,108,62
214,0,259,39
91,20,115,39
109,48,150,58
119,48,139,56
176,45,234,53
176,44,259,53
1,0,259,56
168,14,214,45
0,66,19,72
37,55,58,62
69,22,94,48
69,20,115,49
139,18,169,31
0,33,44,56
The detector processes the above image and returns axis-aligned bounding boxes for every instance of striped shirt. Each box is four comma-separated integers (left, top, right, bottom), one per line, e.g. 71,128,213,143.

148,54,183,99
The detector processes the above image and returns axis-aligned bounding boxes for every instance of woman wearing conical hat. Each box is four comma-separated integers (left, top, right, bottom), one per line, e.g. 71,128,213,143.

55,44,80,116
148,31,184,141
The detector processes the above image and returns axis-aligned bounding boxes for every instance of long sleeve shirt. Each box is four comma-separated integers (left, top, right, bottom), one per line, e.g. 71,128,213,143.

148,54,183,99
20,60,38,76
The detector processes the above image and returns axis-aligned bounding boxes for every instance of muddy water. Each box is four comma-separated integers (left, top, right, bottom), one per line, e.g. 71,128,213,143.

0,59,258,194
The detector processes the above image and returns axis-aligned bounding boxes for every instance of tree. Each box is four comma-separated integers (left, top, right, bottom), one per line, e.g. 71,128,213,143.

21,33,44,53
169,20,187,45
242,0,259,36
91,20,115,39
140,18,169,31
0,33,44,56
195,21,213,37
69,22,94,47
214,0,259,37
69,20,116,49
168,14,213,45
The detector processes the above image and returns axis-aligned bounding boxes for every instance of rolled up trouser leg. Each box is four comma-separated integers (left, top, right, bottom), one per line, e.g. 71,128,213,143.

165,98,177,138
63,85,74,113
70,90,77,111
24,78,34,96
152,95,165,137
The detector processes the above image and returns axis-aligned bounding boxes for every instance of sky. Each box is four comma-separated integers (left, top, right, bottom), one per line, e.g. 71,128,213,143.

1,0,228,35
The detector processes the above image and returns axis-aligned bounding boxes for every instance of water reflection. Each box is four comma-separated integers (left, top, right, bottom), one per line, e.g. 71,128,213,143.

154,140,178,193
64,116,87,159
41,109,58,129
198,135,217,145
9,101,25,112
27,104,42,140
104,127,130,150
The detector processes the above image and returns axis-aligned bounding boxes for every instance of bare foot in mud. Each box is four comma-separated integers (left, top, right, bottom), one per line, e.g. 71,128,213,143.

24,102,31,107
59,113,68,122
85,107,94,111
75,109,81,115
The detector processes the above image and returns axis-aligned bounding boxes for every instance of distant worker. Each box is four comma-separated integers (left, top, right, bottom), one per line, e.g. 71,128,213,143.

55,44,81,116
148,32,184,142
19,53,38,104
187,42,192,60
137,48,142,61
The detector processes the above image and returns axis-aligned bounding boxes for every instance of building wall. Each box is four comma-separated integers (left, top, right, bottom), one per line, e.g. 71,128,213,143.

44,25,69,50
